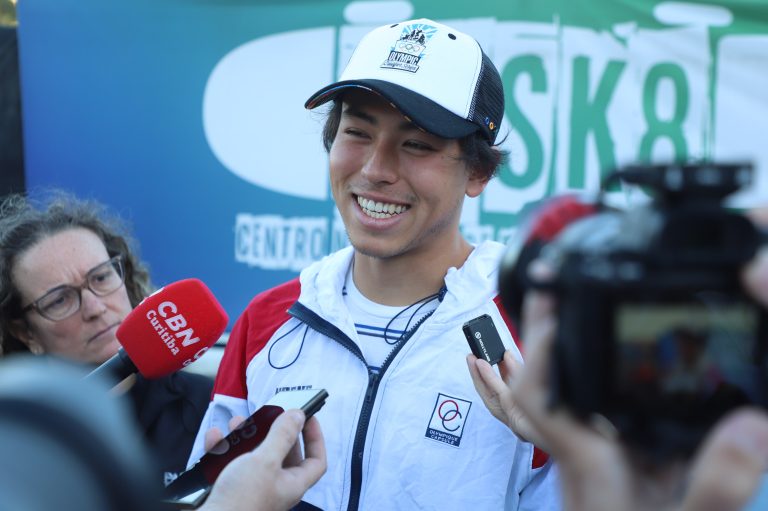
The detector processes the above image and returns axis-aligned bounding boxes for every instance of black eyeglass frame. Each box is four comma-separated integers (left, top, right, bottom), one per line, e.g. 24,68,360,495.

21,255,125,322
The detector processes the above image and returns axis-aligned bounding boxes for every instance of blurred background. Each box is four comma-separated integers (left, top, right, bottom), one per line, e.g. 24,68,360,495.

2,0,767,335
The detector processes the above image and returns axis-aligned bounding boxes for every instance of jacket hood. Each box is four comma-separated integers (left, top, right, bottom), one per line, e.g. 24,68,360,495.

296,241,505,325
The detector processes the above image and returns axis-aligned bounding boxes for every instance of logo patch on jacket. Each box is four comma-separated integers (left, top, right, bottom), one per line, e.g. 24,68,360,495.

425,393,472,447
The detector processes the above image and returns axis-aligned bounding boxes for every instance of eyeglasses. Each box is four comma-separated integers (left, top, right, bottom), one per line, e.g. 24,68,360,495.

22,255,125,321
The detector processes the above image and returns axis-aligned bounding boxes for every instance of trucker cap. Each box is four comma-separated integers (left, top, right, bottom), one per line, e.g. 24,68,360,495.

304,18,504,145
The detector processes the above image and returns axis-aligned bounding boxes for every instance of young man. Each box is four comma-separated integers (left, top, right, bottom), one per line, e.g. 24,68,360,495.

189,18,560,510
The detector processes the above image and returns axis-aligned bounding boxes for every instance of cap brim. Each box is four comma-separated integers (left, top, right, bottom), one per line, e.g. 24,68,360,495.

305,79,479,140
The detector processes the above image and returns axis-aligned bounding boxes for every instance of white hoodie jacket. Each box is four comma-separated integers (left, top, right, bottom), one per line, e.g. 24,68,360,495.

189,241,561,511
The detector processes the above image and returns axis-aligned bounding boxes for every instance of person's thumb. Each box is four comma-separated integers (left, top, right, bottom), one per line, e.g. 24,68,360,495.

683,408,768,511
255,410,306,463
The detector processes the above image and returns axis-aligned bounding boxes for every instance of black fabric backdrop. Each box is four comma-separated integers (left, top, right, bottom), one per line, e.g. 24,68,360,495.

0,26,24,198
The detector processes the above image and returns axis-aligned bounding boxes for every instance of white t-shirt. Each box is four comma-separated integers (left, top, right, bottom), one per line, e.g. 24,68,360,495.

342,267,441,369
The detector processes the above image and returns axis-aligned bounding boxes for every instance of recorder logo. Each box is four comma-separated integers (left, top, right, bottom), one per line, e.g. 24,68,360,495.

425,393,472,447
474,331,492,361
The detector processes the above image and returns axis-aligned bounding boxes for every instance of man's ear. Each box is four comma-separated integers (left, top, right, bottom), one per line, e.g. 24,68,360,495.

9,319,45,354
465,146,501,198
466,168,491,199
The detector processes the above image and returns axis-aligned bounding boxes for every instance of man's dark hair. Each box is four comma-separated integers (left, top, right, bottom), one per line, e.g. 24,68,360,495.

0,192,154,355
320,99,506,182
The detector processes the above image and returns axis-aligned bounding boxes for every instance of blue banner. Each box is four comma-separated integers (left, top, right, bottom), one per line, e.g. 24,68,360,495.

17,0,768,325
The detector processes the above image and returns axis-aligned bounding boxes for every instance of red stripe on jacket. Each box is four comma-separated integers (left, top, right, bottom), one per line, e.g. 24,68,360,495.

212,278,301,400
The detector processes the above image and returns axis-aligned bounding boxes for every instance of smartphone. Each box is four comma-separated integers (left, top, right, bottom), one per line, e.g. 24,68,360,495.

463,314,506,365
162,388,329,509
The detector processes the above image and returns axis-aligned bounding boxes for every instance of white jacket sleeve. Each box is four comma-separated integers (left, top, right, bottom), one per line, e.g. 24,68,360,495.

186,393,251,469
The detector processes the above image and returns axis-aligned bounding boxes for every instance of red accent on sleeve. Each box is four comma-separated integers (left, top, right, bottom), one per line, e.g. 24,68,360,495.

212,278,301,399
532,446,550,469
493,294,521,353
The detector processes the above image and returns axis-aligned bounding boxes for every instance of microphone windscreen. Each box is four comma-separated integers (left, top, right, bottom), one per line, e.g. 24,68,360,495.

116,279,228,379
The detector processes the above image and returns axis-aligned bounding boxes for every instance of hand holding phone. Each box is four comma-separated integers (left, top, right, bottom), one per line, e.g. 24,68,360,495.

164,388,329,509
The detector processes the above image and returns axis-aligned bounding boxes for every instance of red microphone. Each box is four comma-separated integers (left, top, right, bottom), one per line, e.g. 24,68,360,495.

86,279,228,381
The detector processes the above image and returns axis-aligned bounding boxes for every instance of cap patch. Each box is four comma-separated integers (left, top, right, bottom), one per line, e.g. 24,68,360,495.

381,22,438,74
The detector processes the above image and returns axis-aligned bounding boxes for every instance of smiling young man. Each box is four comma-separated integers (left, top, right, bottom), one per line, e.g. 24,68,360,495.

328,88,488,305
189,18,560,511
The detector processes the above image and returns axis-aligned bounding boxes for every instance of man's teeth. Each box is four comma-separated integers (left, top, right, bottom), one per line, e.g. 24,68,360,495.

357,196,407,219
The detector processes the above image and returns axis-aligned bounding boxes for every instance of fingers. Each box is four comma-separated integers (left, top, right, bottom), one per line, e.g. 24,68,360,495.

465,353,511,428
228,415,246,431
513,288,601,459
521,291,556,337
256,409,306,467
683,408,768,511
291,416,327,486
301,416,325,463
204,427,227,454
515,288,556,405
204,415,248,454
513,257,559,425
511,308,555,423
465,353,485,393
466,351,519,397
198,410,326,511
498,349,521,386
466,354,498,393
473,355,509,401
283,437,304,468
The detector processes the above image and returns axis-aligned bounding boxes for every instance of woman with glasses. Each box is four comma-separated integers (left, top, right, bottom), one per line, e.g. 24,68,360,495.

0,191,214,487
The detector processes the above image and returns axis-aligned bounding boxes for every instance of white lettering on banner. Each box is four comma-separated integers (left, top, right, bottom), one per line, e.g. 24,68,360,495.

232,212,501,271
235,214,330,271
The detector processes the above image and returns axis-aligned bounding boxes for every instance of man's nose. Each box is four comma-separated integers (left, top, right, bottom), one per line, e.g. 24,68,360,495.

360,141,400,184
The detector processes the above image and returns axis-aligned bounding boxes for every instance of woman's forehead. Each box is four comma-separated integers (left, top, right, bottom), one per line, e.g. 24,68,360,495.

13,228,109,295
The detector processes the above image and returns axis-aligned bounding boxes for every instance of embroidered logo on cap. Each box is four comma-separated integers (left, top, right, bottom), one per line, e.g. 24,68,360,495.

381,23,437,74
425,393,472,447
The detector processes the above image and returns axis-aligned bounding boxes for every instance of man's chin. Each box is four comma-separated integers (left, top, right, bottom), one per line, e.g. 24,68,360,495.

352,244,400,260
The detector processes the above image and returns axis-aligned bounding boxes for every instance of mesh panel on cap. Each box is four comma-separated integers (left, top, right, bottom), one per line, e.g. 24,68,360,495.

468,52,505,144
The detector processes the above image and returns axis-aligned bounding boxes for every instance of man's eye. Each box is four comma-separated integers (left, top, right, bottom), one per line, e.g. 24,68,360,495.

344,128,368,138
405,140,434,151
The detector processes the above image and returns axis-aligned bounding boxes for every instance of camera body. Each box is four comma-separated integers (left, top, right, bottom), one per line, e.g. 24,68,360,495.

500,162,768,458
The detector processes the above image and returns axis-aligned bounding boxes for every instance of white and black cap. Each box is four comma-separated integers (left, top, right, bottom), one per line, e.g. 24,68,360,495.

305,18,504,145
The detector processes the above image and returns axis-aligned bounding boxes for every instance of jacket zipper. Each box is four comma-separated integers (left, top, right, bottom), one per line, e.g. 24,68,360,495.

288,302,433,511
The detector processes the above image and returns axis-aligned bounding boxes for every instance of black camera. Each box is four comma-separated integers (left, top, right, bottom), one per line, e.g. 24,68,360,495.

499,162,768,459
